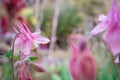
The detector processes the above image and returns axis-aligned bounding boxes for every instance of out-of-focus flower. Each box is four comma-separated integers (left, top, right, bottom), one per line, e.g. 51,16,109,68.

69,34,96,80
90,0,120,63
0,0,25,34
0,17,8,33
3,0,25,16
91,0,116,35
15,22,50,55
14,22,49,79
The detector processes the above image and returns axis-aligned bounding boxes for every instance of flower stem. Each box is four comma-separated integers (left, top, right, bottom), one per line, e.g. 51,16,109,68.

11,33,20,80
115,63,120,80
11,53,14,80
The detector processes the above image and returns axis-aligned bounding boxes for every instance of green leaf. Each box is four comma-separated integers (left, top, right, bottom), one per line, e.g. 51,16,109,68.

5,50,13,58
29,57,39,61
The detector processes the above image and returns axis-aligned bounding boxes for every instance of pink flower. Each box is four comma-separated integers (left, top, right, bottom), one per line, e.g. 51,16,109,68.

15,22,50,55
91,0,120,63
91,0,116,35
68,34,96,80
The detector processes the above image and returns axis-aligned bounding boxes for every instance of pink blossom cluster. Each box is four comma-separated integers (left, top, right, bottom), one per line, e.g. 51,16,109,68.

14,22,50,80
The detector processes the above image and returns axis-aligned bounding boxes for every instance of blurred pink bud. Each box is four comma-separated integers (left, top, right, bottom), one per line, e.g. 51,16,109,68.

90,0,120,63
16,61,32,80
17,67,25,80
69,34,97,80
23,62,33,80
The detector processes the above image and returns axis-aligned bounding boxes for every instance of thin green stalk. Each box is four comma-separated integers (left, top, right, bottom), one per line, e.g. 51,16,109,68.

117,63,120,80
115,64,120,80
11,33,20,80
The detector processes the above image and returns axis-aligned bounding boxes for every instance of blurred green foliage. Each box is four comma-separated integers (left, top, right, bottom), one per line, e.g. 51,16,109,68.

41,8,54,37
56,5,82,48
2,62,12,80
1,0,120,80
59,63,72,80
96,62,120,80
41,5,83,48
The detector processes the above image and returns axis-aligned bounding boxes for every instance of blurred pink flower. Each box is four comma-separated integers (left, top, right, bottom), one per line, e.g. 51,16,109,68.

15,22,50,55
91,0,116,35
0,0,25,34
91,0,120,63
3,0,25,15
69,34,96,80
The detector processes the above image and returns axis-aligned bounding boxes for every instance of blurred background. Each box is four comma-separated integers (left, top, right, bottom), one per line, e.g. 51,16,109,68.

0,0,120,80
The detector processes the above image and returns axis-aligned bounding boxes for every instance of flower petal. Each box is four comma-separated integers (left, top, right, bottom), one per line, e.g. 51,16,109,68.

33,29,41,35
14,61,21,68
14,27,19,33
98,14,107,21
33,35,50,44
19,23,31,34
91,21,108,35
91,0,116,36
21,40,32,55
104,27,120,56
18,23,27,33
68,35,79,55
114,55,120,63
31,63,46,72
15,38,21,50
14,34,27,53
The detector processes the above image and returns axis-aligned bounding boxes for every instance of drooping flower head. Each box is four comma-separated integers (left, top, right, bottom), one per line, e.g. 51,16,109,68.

15,22,50,55
15,61,32,80
14,22,49,79
91,0,120,63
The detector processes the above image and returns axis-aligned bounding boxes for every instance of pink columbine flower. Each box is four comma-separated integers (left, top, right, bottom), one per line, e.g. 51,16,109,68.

15,22,50,55
91,0,120,63
68,34,96,80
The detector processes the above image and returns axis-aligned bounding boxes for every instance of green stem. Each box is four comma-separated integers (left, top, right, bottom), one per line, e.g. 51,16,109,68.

115,64,119,80
11,33,20,80
116,63,120,80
